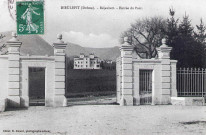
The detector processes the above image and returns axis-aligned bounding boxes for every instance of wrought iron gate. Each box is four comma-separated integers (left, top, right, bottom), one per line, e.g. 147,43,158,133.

139,70,153,105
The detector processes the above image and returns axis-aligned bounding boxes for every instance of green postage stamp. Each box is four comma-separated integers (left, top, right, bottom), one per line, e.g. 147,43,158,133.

16,1,44,35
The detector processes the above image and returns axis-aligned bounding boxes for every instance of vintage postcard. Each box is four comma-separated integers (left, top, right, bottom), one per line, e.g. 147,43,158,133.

0,0,206,135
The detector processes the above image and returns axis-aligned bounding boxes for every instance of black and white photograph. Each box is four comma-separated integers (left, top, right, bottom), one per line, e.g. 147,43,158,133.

0,0,206,134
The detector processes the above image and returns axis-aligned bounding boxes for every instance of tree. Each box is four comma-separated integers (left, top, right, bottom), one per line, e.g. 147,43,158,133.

166,9,206,68
171,13,206,68
165,8,179,60
121,17,167,58
166,8,179,44
0,34,6,51
194,19,206,45
176,13,196,67
193,19,206,67
66,57,74,69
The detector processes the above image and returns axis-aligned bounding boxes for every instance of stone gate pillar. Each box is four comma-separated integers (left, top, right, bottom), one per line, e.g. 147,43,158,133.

120,37,133,106
53,34,67,107
6,32,22,107
157,39,173,104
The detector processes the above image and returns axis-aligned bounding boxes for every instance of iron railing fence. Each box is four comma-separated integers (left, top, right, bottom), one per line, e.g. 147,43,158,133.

177,68,206,97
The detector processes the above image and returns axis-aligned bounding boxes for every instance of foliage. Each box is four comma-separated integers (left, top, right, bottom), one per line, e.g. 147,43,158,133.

100,61,116,70
0,34,6,51
121,17,167,58
122,8,206,68
174,13,195,67
0,34,5,40
120,8,206,68
194,19,206,44
193,19,206,67
165,8,179,54
66,57,74,69
166,9,206,68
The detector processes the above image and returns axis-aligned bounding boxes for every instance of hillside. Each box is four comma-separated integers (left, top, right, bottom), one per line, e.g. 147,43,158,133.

65,43,120,61
0,31,120,61
0,31,54,56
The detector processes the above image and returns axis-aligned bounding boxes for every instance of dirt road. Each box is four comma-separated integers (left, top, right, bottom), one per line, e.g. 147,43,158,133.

0,104,206,135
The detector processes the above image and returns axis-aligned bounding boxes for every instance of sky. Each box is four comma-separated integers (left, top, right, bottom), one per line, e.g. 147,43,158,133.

1,0,206,48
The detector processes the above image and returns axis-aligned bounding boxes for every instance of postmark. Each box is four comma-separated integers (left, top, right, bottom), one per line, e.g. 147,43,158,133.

16,1,44,35
8,0,16,20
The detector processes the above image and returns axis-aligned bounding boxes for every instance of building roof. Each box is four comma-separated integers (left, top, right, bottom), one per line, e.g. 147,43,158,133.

76,53,99,59
75,58,84,60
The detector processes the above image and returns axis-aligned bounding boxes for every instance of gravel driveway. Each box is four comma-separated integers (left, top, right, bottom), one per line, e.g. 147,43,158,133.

0,104,206,135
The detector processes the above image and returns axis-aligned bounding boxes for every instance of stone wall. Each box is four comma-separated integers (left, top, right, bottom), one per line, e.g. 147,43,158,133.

116,38,177,106
20,56,55,107
0,32,67,111
0,56,9,99
0,56,9,111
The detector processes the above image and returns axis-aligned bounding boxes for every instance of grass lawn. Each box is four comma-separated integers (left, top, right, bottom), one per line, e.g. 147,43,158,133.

29,69,116,98
66,69,116,97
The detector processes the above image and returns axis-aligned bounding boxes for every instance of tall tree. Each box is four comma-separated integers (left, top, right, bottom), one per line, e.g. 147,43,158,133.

165,8,179,60
121,17,167,58
165,9,205,68
193,19,206,67
176,13,195,67
194,19,206,45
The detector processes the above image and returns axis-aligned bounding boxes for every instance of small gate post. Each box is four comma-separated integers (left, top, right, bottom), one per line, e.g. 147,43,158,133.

120,37,133,106
53,34,67,107
157,38,173,104
6,32,22,107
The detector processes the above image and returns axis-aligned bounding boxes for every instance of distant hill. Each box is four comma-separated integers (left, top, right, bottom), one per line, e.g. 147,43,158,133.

65,43,120,61
0,31,54,56
0,31,120,61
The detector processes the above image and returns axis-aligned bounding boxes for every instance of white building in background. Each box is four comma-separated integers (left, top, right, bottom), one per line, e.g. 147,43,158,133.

74,53,101,69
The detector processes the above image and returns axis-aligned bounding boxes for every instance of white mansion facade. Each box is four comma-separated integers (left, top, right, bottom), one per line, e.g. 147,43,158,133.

74,53,101,69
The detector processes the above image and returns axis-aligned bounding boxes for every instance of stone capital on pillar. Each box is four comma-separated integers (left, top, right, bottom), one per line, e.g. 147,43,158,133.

120,37,133,54
120,37,133,59
157,38,172,59
6,32,22,54
53,34,67,56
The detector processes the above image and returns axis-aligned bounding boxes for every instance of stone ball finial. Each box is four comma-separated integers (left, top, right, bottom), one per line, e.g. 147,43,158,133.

57,34,62,40
162,38,166,45
124,37,128,43
12,32,17,38
9,32,18,41
57,34,64,43
161,38,168,47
